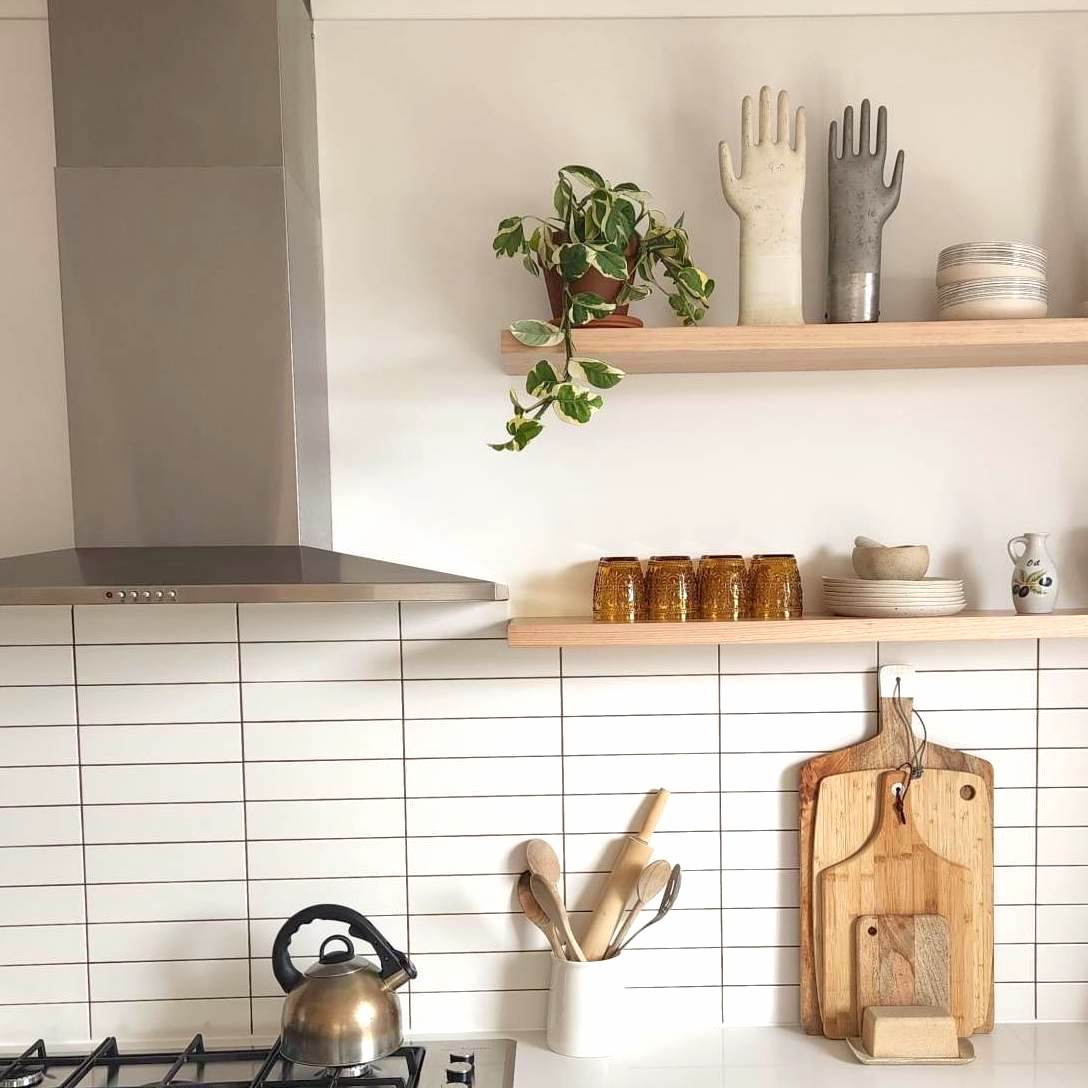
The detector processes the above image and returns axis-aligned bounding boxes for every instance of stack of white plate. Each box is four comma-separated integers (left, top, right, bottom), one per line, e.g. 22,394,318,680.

823,577,966,618
936,241,1047,320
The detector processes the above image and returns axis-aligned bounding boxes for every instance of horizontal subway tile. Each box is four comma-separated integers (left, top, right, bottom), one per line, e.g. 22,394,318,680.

411,949,551,992
82,764,243,805
721,672,872,714
76,643,238,685
994,982,1035,1022
407,795,562,838
1036,983,1088,1021
244,760,401,801
85,842,245,884
243,719,402,761
1038,905,1088,943
79,684,239,725
0,964,87,1004
913,669,1036,710
720,642,875,674
995,788,1036,828
403,678,559,719
1038,866,1088,904
720,752,813,792
628,986,723,1030
403,639,556,680
1037,944,1088,982
624,946,722,987
1041,639,1088,668
242,680,401,721
0,646,73,686
723,830,799,869
562,714,717,755
607,907,721,949
246,837,405,880
407,874,523,916
995,826,1036,866
240,641,399,682
565,869,721,912
562,675,717,716
83,802,244,844
399,601,508,640
1041,670,1088,709
0,686,75,726
90,959,248,1001
0,885,85,925
0,806,81,847
87,881,248,924
920,709,1035,751
1040,749,1088,788
80,722,241,765
0,846,83,887
249,916,407,961
974,747,1036,788
721,792,798,831
238,602,398,642
995,866,1035,905
721,907,799,947
0,925,85,967
995,905,1035,943
723,945,798,985
88,919,248,962
0,606,71,646
407,833,559,877
882,639,1037,671
409,912,539,954
1039,709,1088,747
90,997,250,1040
564,753,719,794
0,1004,88,1042
565,830,719,874
995,942,1035,983
75,604,237,644
409,990,545,1033
404,717,560,759
406,756,561,798
563,792,719,835
248,876,406,919
722,868,799,909
722,985,799,1027
246,798,405,839
1039,828,1088,866
561,644,717,677
1038,788,1088,826
0,766,80,807
720,712,872,753
0,725,78,767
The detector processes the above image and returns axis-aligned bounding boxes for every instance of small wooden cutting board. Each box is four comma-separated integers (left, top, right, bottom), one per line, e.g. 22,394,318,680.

819,771,976,1040
855,914,950,1012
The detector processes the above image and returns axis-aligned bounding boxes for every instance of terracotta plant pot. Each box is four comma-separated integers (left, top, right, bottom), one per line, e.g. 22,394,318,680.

544,234,643,329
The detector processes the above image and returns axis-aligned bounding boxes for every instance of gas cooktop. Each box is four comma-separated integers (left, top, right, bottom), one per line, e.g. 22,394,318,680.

0,1036,515,1088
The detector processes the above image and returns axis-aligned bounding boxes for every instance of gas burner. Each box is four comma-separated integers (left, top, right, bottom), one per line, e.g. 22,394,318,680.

0,1071,45,1088
328,1068,372,1081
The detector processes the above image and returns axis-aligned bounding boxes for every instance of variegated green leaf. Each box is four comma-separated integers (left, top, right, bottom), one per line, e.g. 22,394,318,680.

509,319,563,348
526,360,560,397
552,383,603,425
490,416,544,452
583,244,627,281
558,243,590,281
601,199,636,246
569,357,624,389
559,165,607,191
493,216,525,257
568,292,616,326
617,282,652,305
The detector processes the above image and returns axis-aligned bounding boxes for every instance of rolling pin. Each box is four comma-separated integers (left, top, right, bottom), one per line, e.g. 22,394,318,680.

580,788,669,960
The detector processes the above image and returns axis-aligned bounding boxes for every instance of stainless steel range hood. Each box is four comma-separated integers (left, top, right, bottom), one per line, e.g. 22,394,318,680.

0,0,505,606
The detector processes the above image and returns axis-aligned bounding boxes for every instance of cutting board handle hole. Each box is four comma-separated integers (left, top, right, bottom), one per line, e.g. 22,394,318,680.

960,785,976,801
866,925,878,936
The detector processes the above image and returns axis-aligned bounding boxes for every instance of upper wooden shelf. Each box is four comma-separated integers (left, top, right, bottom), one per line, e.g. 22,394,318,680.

508,610,1088,647
499,318,1088,375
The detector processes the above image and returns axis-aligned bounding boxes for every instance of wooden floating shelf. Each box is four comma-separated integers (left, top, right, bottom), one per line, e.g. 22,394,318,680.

508,610,1088,647
500,318,1088,375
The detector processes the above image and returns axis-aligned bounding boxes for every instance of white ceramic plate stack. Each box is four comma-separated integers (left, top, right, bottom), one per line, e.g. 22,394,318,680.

823,577,966,617
936,241,1047,320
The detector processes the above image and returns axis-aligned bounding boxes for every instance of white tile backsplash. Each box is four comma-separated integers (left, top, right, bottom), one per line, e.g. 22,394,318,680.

1,602,1086,1040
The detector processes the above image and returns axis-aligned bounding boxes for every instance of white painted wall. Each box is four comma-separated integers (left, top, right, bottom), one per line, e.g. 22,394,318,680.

315,11,1088,615
0,9,73,556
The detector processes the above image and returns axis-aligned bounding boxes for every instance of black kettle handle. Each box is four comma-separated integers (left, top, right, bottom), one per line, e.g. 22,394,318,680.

271,903,417,993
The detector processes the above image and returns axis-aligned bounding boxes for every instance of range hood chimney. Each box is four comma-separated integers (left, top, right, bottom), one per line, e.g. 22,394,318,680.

0,0,505,605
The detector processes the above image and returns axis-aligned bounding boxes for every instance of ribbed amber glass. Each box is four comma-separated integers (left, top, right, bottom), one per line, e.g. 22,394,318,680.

748,554,803,619
697,555,749,621
645,555,699,622
592,557,646,623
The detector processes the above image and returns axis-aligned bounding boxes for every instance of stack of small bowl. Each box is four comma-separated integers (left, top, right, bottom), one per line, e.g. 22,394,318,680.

936,241,1047,320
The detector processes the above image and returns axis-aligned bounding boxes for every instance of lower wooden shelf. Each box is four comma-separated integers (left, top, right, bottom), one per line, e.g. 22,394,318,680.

507,610,1088,647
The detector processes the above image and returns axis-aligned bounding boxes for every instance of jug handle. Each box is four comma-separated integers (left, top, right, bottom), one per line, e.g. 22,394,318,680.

272,903,417,993
1008,535,1028,564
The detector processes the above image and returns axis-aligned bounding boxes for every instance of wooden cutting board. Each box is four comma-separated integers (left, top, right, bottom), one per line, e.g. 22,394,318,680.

798,666,995,1034
819,771,976,1039
855,914,950,1012
813,768,992,1033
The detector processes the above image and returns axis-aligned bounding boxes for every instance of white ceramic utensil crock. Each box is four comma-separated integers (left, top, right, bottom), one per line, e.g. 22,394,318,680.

1008,532,1058,614
545,953,627,1057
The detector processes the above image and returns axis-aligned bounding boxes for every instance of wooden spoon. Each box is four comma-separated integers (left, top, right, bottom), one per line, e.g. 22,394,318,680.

529,873,586,962
525,838,561,885
516,870,566,960
611,863,682,956
604,859,671,958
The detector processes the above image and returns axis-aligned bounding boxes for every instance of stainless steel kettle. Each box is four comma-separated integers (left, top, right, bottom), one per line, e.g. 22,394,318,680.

272,904,417,1068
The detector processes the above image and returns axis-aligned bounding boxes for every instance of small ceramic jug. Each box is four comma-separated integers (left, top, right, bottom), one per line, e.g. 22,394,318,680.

1008,532,1058,614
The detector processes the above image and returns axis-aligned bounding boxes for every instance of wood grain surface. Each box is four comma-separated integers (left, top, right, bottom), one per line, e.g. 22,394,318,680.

855,914,950,1012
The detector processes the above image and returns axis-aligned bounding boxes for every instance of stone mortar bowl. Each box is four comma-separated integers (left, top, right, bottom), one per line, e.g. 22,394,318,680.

852,541,930,580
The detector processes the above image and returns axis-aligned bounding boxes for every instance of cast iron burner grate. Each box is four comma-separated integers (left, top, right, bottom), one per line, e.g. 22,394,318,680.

0,1039,423,1088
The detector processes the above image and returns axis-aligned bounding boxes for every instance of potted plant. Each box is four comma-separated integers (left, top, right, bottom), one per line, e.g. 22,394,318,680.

490,165,715,451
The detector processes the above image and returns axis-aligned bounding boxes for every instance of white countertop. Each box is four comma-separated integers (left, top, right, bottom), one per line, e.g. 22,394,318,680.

469,1024,1088,1087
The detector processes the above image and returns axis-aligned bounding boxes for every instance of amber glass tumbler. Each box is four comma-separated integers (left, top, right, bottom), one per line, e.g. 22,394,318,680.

748,554,803,619
697,555,749,621
645,555,699,622
592,557,646,623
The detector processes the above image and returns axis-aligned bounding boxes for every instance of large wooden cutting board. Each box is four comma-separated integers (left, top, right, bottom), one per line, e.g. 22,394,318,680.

798,667,995,1034
855,914,950,1012
813,768,992,1033
819,771,976,1040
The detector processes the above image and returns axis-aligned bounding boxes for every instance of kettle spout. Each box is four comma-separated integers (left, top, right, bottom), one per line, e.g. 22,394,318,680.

381,968,412,993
